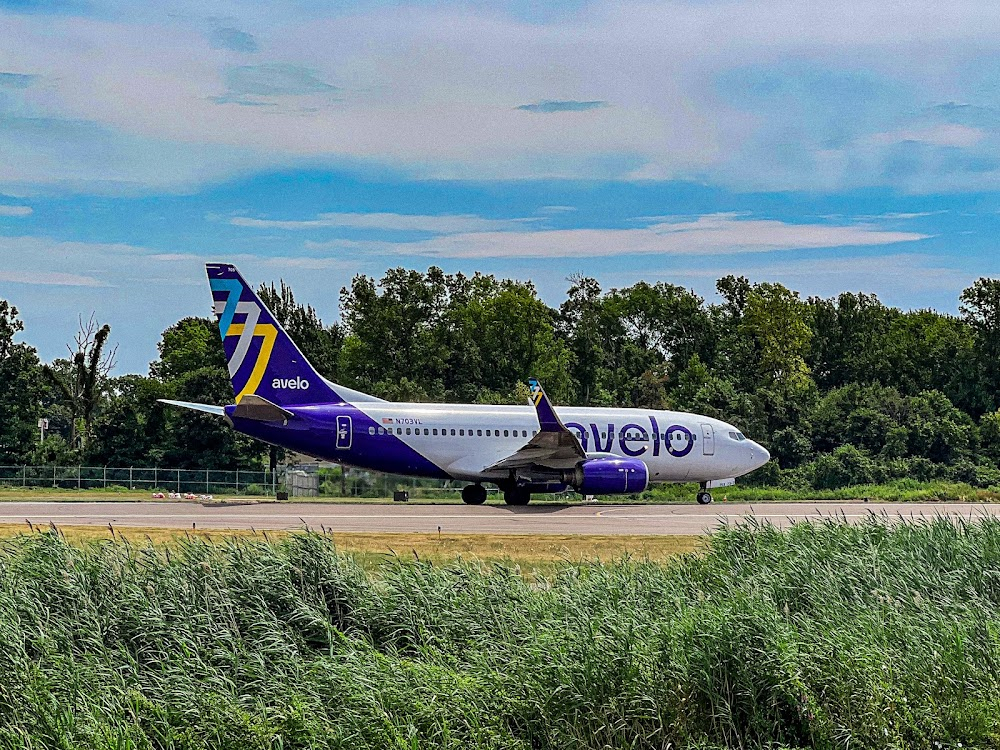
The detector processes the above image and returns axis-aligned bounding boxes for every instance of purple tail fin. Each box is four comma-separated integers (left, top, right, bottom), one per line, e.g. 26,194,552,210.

207,263,342,406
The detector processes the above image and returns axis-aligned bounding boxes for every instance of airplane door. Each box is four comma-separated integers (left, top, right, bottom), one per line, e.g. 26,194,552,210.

701,423,715,456
336,415,352,450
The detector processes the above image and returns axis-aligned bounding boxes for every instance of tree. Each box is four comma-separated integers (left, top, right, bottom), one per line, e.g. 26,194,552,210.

41,314,116,451
149,317,225,382
86,375,170,466
259,280,343,380
149,318,263,469
960,277,1000,413
559,275,604,405
807,292,896,389
0,300,43,463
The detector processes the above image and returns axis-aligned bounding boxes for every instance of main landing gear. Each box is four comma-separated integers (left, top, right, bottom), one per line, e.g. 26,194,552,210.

503,486,531,506
696,483,713,505
461,484,488,505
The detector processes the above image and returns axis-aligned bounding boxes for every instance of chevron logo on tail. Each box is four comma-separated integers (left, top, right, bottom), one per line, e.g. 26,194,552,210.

210,276,278,403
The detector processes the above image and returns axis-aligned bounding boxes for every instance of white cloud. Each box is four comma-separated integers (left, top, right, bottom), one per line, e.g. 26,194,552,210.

0,205,32,217
231,212,537,233
635,254,976,310
869,124,987,148
303,214,927,259
0,270,105,286
4,1,1000,190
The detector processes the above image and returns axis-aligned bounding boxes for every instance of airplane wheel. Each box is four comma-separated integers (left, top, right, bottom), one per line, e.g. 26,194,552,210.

504,487,531,506
696,491,713,505
462,484,487,505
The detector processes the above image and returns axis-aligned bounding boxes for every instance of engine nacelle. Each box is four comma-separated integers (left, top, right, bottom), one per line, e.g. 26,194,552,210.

564,457,649,495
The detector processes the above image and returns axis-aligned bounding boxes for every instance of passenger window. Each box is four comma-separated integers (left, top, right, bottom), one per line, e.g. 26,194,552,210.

477,429,483,436
503,429,509,437
424,428,430,435
368,426,375,435
432,428,438,436
486,429,491,436
459,429,465,436
451,429,456,436
522,430,527,437
405,428,411,435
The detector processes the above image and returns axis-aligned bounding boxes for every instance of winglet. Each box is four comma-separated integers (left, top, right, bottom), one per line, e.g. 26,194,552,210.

528,378,564,432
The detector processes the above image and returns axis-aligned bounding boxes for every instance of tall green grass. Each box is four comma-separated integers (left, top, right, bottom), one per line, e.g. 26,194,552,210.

642,477,1000,503
0,519,998,748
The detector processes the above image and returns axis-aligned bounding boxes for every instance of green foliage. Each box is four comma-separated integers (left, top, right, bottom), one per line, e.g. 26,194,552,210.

41,316,116,451
2,521,1000,747
0,301,43,463
149,317,225,381
6,272,1000,481
810,445,879,489
340,268,572,403
259,279,343,380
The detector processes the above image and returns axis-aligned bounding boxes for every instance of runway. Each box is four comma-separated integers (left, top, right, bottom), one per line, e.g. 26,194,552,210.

4,500,1000,535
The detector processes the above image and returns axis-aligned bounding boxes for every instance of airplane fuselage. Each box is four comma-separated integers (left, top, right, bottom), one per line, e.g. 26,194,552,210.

228,400,768,487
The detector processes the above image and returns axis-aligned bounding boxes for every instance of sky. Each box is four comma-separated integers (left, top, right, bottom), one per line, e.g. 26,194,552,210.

3,0,1000,372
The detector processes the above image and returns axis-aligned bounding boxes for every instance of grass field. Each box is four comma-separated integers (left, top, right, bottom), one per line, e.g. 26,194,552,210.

0,517,998,748
1,523,702,565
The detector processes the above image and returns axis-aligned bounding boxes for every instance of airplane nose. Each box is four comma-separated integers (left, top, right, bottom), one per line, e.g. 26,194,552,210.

749,441,770,469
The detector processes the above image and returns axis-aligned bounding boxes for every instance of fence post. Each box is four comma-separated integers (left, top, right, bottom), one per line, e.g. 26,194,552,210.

177,469,180,493
103,466,107,489
129,466,133,489
52,464,56,488
77,465,81,490
21,465,25,488
206,469,209,494
154,467,157,490
236,468,239,494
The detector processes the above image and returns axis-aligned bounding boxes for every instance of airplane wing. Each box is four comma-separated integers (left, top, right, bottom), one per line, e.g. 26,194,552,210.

484,378,586,472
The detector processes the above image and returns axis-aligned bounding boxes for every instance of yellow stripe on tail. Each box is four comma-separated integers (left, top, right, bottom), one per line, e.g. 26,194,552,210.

226,323,278,403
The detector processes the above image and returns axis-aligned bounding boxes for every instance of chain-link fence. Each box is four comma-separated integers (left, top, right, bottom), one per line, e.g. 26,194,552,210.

0,464,566,501
0,464,465,499
0,465,279,495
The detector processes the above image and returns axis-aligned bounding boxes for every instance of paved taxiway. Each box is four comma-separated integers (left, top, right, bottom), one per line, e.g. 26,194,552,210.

4,501,1000,535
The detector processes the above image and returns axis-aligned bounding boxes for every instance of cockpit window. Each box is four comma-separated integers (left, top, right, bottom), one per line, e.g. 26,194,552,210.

729,431,747,441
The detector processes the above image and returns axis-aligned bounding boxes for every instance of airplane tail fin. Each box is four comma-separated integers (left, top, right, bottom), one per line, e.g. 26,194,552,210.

206,263,370,406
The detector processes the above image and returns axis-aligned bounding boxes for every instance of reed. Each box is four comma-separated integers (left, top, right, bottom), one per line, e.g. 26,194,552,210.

0,517,996,748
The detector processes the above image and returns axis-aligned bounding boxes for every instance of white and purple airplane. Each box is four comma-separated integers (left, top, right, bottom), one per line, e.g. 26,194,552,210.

161,264,770,505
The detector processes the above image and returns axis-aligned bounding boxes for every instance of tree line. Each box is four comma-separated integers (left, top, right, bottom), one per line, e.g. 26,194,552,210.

3,269,1000,491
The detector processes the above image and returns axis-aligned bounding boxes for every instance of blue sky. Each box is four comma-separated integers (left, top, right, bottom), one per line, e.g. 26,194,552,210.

3,0,1000,372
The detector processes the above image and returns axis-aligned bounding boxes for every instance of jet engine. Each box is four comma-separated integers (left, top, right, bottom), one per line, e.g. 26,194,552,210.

563,457,649,495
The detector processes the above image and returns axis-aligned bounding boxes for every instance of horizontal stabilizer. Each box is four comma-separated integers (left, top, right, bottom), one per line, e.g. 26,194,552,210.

158,399,226,416
230,394,294,423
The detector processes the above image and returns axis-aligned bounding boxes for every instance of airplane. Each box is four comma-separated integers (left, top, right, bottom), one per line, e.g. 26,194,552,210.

160,263,770,505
